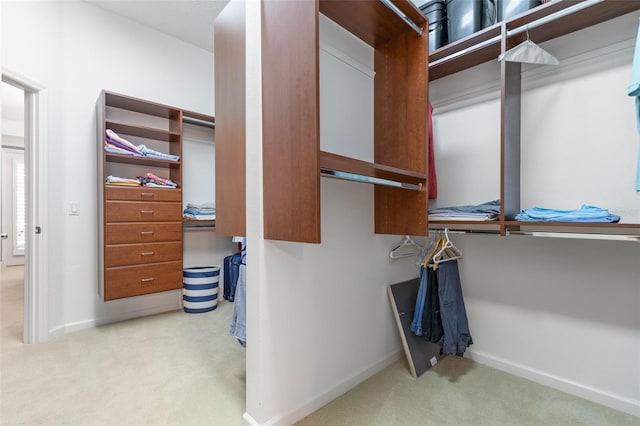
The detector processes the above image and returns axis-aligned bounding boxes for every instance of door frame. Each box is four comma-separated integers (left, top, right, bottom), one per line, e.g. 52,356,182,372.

2,69,48,344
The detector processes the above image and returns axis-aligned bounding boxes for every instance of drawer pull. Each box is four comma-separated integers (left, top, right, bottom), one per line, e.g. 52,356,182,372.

140,252,155,256
140,277,155,285
140,210,155,215
140,192,155,198
140,231,154,236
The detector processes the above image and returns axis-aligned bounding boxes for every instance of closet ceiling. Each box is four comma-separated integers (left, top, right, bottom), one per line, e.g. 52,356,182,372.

84,0,230,52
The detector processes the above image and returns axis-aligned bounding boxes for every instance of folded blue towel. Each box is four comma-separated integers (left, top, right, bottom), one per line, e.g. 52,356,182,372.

515,205,620,223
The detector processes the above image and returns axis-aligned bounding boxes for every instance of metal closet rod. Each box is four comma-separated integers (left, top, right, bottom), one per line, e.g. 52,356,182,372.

182,116,215,127
506,230,640,241
506,0,604,37
320,168,423,191
429,229,500,235
430,0,604,68
378,0,423,36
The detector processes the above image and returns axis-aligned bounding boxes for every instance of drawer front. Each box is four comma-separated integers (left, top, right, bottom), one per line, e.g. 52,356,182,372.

105,241,183,267
105,222,182,244
105,261,183,300
105,201,182,222
105,186,181,202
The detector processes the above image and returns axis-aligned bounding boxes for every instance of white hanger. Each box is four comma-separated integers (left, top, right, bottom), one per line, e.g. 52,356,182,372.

498,28,559,65
431,228,462,265
389,235,424,260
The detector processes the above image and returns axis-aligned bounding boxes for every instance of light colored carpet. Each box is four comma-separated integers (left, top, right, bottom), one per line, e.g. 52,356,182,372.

1,266,247,425
2,266,638,425
297,355,640,426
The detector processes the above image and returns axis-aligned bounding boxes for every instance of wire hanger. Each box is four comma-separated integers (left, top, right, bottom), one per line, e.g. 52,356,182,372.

389,235,424,260
498,27,559,65
431,228,462,267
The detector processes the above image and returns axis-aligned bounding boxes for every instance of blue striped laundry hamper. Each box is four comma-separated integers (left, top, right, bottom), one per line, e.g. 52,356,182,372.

183,266,220,313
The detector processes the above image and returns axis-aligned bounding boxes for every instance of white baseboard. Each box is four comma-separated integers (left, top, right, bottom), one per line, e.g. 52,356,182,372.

48,295,181,339
255,349,403,426
242,412,260,426
466,350,640,418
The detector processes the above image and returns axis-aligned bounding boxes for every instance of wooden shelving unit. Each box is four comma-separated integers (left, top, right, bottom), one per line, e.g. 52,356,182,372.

427,0,640,237
260,0,429,243
429,0,640,81
98,91,184,300
214,0,430,243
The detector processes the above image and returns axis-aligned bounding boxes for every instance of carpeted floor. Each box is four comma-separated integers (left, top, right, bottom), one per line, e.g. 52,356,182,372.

2,266,638,425
297,356,639,425
0,265,247,425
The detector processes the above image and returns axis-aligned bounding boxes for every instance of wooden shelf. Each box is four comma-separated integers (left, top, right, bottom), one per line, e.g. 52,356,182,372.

428,220,640,237
319,151,427,185
429,0,640,81
504,221,640,230
183,219,215,228
105,152,181,167
106,121,181,143
105,91,181,120
319,0,426,47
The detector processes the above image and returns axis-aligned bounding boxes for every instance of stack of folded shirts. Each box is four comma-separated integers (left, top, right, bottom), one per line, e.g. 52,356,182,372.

104,129,180,162
105,175,141,187
183,203,216,220
138,172,178,188
429,200,500,221
104,129,143,157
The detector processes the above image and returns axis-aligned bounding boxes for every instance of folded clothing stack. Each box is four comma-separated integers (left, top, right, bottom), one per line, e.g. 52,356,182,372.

104,129,180,162
183,203,216,220
105,175,141,187
515,205,620,223
106,172,178,188
429,200,500,221
137,172,178,188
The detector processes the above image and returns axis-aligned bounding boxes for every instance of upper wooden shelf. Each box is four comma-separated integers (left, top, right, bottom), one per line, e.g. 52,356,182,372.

429,0,640,80
105,91,182,120
106,121,181,142
319,0,426,47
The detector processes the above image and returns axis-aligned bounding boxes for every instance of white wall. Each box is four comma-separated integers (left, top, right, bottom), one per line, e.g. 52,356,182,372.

245,8,425,424
2,1,235,335
430,12,640,416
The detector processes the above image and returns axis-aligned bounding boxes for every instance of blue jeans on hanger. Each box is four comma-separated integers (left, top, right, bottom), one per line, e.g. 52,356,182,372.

229,264,247,346
437,260,473,356
410,266,428,336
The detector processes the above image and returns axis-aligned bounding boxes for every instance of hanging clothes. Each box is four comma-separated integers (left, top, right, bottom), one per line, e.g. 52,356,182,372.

229,249,247,347
410,265,428,337
436,260,473,356
421,266,444,344
628,18,640,192
411,232,472,357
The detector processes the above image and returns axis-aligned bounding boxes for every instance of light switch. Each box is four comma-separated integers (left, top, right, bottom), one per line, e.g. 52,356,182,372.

69,202,80,216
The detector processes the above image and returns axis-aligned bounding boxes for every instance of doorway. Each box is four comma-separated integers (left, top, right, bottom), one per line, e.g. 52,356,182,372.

1,82,26,267
1,72,45,344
